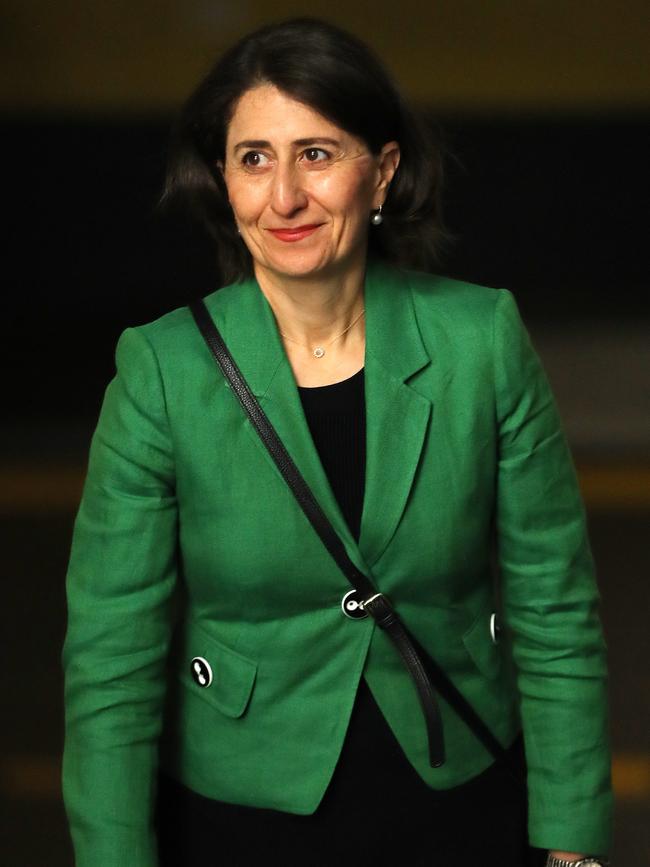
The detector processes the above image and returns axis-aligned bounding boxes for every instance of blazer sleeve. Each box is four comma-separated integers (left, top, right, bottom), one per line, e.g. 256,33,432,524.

62,326,177,867
493,289,613,855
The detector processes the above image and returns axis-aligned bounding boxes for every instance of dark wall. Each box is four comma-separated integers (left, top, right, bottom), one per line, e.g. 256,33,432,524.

6,114,649,420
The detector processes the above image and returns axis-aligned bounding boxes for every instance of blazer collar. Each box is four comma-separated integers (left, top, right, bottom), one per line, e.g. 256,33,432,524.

204,260,433,575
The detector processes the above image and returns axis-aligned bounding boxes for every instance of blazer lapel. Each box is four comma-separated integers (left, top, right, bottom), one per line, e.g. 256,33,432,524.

204,261,432,578
359,262,432,569
205,277,369,576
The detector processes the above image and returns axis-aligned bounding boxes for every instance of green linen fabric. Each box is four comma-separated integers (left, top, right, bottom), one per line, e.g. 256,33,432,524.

62,261,612,865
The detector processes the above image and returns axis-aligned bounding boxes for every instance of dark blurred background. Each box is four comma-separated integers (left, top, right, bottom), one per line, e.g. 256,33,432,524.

1,2,649,864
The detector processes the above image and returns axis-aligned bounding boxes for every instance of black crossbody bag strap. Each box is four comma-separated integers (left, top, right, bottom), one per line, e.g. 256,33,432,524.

190,297,513,772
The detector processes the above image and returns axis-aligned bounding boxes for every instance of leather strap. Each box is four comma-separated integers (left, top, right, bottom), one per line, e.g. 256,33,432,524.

189,297,513,772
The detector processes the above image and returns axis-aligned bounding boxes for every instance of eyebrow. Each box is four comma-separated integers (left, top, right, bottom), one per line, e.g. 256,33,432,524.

233,137,342,151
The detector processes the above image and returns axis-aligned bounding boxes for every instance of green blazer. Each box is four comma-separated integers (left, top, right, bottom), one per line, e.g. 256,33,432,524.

62,261,612,865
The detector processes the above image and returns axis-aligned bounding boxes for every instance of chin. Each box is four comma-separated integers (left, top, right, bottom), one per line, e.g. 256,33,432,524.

260,246,362,283
262,251,334,280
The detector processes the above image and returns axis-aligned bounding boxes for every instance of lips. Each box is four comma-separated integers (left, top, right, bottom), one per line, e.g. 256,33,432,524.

267,224,322,242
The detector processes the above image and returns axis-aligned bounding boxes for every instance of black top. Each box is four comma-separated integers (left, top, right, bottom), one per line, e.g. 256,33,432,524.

296,366,366,542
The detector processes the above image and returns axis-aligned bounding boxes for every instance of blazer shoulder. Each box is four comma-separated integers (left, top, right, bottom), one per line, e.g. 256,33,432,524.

126,281,250,358
404,269,501,314
400,269,508,349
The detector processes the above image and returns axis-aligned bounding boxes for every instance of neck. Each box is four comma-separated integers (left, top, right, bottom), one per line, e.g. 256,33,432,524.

253,259,367,349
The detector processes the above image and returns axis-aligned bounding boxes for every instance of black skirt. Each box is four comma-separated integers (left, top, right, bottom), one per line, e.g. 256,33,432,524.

156,678,545,867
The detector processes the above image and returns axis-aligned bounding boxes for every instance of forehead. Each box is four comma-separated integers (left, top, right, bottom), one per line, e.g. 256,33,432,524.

226,84,350,146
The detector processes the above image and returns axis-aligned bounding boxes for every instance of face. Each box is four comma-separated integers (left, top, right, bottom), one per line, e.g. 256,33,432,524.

221,84,400,284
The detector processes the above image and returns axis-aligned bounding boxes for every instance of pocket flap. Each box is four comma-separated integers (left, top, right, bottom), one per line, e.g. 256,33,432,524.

178,620,257,718
462,608,501,680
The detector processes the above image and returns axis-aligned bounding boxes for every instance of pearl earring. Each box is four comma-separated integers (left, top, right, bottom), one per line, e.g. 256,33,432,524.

370,205,383,226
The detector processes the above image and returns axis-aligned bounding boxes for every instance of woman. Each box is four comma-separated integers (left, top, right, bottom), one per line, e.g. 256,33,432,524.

62,17,612,867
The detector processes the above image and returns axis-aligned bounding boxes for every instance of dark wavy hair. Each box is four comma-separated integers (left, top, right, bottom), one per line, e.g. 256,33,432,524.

161,17,449,284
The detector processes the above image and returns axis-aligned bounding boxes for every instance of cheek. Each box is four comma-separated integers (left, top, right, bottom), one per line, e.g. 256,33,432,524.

225,177,266,223
317,170,374,223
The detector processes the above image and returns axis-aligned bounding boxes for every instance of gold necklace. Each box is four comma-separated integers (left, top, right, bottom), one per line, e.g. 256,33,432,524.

278,308,365,359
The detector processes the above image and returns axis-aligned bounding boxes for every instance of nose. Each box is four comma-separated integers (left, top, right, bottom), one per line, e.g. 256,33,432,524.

270,160,308,218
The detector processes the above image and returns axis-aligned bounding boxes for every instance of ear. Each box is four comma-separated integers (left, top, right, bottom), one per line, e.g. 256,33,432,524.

374,141,401,206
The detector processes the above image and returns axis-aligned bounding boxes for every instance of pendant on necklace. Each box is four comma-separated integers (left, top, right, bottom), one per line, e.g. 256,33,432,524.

313,347,325,358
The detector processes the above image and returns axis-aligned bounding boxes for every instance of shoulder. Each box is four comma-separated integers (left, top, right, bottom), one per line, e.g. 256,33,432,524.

115,280,253,365
134,282,246,344
401,267,503,318
372,265,535,378
386,266,521,349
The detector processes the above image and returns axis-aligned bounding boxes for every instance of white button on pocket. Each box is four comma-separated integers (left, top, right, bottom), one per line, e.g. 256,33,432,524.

190,656,213,688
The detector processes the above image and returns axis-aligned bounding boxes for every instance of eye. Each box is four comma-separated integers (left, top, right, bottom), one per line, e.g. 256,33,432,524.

241,151,270,169
302,147,329,164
